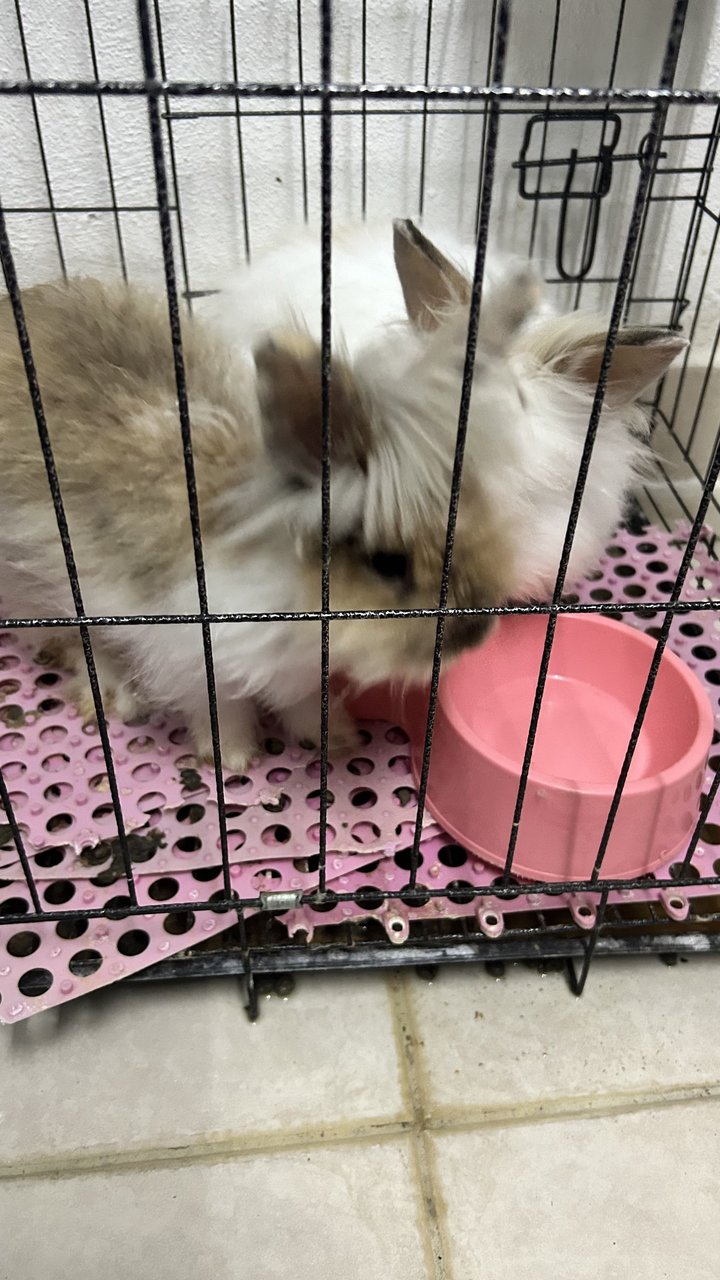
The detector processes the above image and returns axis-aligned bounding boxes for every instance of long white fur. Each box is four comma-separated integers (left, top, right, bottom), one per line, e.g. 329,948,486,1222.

210,221,647,601
208,221,550,357
0,228,681,768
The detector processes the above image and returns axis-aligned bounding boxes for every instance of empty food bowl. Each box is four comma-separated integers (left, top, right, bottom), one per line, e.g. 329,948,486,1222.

352,615,714,882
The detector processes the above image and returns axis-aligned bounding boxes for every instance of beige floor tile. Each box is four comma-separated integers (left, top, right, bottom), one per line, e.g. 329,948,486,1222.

0,973,407,1166
408,957,720,1116
0,1138,430,1280
431,1101,720,1280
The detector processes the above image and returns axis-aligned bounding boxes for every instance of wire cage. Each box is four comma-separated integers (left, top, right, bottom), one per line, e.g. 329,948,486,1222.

1,0,720,1022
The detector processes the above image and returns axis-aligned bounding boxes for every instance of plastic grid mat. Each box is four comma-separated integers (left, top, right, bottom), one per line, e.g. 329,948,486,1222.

2,522,720,1021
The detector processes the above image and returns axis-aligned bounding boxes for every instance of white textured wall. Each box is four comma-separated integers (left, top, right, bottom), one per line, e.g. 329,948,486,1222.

0,0,718,351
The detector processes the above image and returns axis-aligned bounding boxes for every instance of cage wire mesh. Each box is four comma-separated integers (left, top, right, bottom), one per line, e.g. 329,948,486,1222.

1,0,720,1021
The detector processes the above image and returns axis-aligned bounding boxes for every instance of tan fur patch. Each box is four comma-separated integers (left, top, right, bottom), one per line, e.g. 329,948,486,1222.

301,474,515,682
0,278,262,594
254,334,374,470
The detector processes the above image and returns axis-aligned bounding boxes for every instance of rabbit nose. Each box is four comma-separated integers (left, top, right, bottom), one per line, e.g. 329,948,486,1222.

443,612,494,658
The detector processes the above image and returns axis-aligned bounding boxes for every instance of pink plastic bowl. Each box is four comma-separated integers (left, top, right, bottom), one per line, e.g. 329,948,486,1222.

354,615,714,882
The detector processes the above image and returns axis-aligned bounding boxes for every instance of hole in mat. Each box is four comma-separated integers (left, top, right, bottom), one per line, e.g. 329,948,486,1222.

68,949,103,976
350,787,378,809
176,803,205,825
56,918,88,941
438,844,467,868
35,672,61,688
35,847,64,869
40,752,70,772
147,877,180,901
385,727,409,745
354,886,385,910
0,898,29,917
163,910,196,935
351,821,381,844
393,786,416,807
38,698,64,714
399,883,430,907
173,836,202,854
18,968,53,997
261,825,291,846
46,813,73,833
43,781,73,802
43,880,75,906
117,929,150,956
306,788,335,811
6,930,40,957
261,793,291,813
670,862,700,881
346,757,373,777
394,847,423,871
267,767,291,784
446,880,475,905
2,760,27,781
208,889,240,911
293,854,320,874
105,896,133,918
308,890,338,913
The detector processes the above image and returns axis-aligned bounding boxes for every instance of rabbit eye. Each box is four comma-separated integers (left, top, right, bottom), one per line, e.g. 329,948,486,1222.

369,551,410,583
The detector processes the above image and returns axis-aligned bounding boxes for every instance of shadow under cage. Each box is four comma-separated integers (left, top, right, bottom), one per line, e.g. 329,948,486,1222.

0,0,720,1022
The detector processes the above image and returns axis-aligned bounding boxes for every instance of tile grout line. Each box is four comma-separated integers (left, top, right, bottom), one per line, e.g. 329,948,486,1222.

425,1082,720,1135
2,1080,719,1183
0,1119,415,1182
388,972,452,1280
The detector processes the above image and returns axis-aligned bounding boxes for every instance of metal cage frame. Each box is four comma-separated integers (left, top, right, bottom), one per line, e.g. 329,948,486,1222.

1,0,720,1020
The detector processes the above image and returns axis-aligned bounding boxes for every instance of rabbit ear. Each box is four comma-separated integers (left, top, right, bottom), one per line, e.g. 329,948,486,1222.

522,315,688,407
393,218,471,331
254,332,373,482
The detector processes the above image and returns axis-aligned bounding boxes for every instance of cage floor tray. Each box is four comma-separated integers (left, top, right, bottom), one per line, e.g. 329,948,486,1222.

2,521,720,1021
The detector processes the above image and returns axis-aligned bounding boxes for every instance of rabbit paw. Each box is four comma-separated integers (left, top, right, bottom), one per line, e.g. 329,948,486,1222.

65,668,144,728
190,700,260,774
197,738,261,775
34,632,81,674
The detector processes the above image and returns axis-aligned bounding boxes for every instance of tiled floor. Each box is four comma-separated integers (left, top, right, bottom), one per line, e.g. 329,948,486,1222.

0,956,718,1280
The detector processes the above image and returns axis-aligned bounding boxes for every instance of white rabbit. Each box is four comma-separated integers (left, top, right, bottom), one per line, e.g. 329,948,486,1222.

0,268,510,767
211,217,685,604
209,219,551,358
0,224,684,768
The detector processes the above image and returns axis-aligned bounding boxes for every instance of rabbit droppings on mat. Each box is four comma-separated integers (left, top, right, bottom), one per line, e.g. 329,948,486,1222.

0,221,684,768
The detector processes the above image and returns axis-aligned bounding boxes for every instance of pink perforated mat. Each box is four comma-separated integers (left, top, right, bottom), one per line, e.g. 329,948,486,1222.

2,521,720,1021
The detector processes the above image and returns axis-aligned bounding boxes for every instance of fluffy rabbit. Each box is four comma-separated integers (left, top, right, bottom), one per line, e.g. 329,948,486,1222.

213,218,686,602
210,219,551,359
0,223,684,767
0,268,512,768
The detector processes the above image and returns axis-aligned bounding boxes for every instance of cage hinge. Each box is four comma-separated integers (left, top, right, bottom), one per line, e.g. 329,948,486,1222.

259,889,302,912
